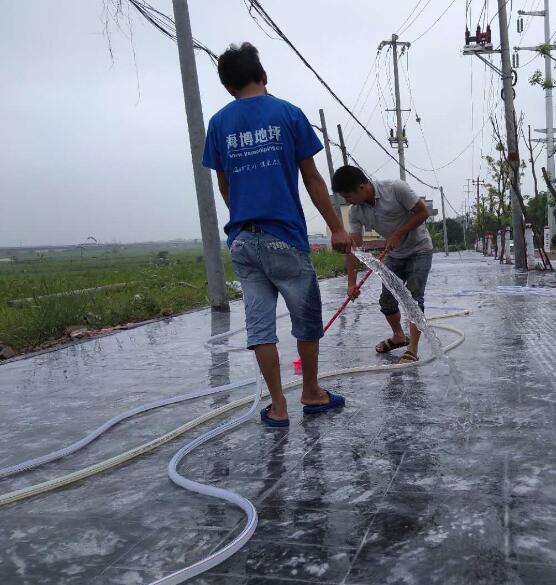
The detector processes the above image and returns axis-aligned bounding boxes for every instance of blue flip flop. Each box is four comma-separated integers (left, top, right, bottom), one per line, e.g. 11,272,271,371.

302,390,346,414
260,405,290,427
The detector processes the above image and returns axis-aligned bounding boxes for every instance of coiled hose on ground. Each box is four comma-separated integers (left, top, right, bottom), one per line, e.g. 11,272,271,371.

0,311,468,584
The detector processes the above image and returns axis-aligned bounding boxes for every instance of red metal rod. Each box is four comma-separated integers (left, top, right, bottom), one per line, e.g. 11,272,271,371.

293,251,386,372
322,269,372,333
322,250,387,334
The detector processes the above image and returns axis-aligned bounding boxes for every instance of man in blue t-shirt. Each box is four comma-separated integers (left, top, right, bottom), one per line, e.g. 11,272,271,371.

203,42,351,427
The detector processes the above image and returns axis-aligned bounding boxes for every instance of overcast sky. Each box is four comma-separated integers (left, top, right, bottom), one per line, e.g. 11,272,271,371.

0,0,550,246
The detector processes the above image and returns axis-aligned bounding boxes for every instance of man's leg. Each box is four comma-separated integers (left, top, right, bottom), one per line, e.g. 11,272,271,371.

376,256,408,352
383,310,407,344
253,343,288,419
231,233,286,421
403,251,433,359
296,340,330,405
407,323,421,356
271,245,336,407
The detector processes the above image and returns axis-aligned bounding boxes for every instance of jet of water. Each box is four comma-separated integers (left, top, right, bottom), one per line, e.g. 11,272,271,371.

354,251,444,359
354,250,473,429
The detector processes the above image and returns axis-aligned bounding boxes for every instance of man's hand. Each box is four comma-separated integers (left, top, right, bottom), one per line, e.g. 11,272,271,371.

331,228,352,254
347,284,360,300
384,231,403,253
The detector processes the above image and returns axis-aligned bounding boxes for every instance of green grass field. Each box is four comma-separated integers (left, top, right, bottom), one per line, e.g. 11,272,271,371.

0,247,346,354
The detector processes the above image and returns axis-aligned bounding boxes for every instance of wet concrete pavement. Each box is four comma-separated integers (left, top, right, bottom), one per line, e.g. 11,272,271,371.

0,251,555,585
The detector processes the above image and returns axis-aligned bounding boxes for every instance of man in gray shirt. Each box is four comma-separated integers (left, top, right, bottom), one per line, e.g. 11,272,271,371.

332,165,433,364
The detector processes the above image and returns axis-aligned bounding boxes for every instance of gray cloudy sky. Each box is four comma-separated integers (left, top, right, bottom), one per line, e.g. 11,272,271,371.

0,0,550,246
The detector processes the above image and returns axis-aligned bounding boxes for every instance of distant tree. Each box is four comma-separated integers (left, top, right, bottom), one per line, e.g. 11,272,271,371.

427,218,464,249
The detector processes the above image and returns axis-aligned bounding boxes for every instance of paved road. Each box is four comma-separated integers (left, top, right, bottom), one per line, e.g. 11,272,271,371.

0,252,555,585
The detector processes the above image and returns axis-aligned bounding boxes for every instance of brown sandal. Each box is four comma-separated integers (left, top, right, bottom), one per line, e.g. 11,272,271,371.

376,336,410,354
399,349,419,364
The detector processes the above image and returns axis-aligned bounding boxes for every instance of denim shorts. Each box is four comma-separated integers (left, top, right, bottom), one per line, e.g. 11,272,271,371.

379,251,433,316
230,231,324,349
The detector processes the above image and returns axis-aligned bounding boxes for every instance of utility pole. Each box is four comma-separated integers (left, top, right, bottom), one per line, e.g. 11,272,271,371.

464,178,473,213
319,109,344,225
516,1,556,239
379,35,411,181
462,202,468,250
464,179,473,249
473,178,487,251
172,0,228,310
498,0,527,270
337,124,349,166
464,3,526,267
440,187,449,256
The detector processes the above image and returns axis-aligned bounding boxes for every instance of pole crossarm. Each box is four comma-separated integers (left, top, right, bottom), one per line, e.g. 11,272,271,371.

378,39,411,50
514,44,556,51
518,10,546,16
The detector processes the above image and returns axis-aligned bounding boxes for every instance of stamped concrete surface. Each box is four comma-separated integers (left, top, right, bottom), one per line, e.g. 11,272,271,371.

0,251,555,585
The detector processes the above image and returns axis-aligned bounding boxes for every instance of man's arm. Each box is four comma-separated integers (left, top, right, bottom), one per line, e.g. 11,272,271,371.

347,233,364,299
298,157,351,253
216,170,229,209
384,199,429,253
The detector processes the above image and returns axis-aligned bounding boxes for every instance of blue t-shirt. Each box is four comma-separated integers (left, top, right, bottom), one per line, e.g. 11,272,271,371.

202,95,323,251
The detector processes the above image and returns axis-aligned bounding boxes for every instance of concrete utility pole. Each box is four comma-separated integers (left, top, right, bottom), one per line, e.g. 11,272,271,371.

319,109,344,225
516,1,556,239
172,0,229,310
462,204,468,250
464,179,473,249
498,0,527,270
379,35,411,181
543,0,555,238
473,178,487,251
440,186,449,256
337,124,349,166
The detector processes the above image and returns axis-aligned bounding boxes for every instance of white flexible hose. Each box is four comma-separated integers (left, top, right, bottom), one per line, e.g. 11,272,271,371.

0,379,256,479
155,354,263,585
0,312,469,584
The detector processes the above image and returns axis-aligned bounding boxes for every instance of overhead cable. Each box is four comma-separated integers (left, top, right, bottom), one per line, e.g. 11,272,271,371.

411,0,459,43
126,0,218,62
244,0,438,190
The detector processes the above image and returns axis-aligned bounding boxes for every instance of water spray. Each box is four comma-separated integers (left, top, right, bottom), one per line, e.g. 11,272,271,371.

293,250,387,374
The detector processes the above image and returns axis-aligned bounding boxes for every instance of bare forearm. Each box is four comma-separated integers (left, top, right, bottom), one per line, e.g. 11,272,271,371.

305,175,343,232
347,253,359,286
219,190,229,208
395,211,428,237
216,171,229,208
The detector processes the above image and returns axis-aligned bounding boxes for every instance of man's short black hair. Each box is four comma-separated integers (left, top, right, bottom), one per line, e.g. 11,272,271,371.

217,42,266,90
332,165,370,193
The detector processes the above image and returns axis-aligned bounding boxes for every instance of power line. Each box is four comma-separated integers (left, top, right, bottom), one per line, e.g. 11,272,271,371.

340,50,382,143
398,0,433,37
411,0,459,43
311,124,374,179
348,96,382,154
396,0,426,35
333,50,383,165
243,0,438,190
400,52,459,216
107,0,218,62
489,0,511,26
477,0,489,27
400,51,500,174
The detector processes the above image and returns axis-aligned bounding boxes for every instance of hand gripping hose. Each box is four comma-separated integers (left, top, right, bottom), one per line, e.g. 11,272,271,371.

0,313,469,584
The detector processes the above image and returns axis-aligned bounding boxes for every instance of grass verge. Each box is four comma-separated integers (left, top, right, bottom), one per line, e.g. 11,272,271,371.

0,248,346,355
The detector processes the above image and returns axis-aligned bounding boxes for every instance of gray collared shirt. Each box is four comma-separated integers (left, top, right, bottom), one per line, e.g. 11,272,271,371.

349,179,433,259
